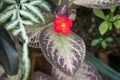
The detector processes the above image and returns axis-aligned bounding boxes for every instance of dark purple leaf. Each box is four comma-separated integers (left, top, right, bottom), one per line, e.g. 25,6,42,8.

40,26,86,76
31,71,53,80
0,27,19,75
52,60,101,80
74,0,120,9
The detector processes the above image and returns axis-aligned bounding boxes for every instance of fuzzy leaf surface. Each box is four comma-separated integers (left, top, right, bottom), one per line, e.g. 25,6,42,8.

52,60,101,80
26,23,53,48
73,0,120,9
40,26,86,76
31,71,53,80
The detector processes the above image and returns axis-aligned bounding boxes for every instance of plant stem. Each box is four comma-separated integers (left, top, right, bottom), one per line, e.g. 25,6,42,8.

20,23,30,80
58,0,61,5
17,8,31,80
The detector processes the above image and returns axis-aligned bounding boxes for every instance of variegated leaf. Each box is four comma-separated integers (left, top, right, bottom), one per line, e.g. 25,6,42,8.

38,1,51,12
20,0,29,3
29,0,43,5
5,20,19,30
52,60,101,80
0,9,15,24
11,10,17,21
12,28,21,36
40,26,86,76
23,4,45,23
31,71,53,80
16,12,54,48
19,10,39,23
22,20,34,26
73,0,120,9
27,22,53,48
52,66,72,80
0,0,16,4
0,2,3,9
73,60,101,80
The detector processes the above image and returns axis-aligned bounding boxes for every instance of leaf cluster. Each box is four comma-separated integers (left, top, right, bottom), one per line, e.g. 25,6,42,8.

0,0,51,36
93,7,120,35
91,37,113,49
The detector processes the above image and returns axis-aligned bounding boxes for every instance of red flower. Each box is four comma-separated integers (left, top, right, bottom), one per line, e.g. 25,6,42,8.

54,16,73,35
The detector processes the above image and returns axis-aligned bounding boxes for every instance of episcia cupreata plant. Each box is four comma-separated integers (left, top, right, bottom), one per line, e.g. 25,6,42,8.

0,0,120,80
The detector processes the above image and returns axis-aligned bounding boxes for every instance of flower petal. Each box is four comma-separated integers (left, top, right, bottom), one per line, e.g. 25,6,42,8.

54,18,62,26
54,26,62,33
61,27,70,35
67,20,73,28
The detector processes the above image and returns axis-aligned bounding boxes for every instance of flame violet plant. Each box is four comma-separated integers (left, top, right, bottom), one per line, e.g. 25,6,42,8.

0,0,120,80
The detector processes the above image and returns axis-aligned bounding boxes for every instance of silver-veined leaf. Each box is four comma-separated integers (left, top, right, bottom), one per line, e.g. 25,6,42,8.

0,2,3,9
2,5,15,11
12,28,21,36
40,26,86,76
11,10,17,21
22,20,34,26
19,10,39,23
26,22,53,48
23,4,45,23
31,71,53,80
21,4,27,10
52,66,72,80
73,60,101,80
0,9,15,24
29,0,43,5
73,0,120,9
52,60,101,80
38,1,51,12
5,20,19,30
20,0,29,3
0,0,16,4
0,27,19,75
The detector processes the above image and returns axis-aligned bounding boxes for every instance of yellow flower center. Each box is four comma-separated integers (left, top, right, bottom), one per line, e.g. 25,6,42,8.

61,22,66,28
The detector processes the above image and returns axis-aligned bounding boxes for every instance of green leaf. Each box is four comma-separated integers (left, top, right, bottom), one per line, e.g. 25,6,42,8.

23,4,45,24
5,20,19,30
19,10,39,23
40,26,86,76
93,9,106,20
101,40,107,49
113,20,120,29
99,21,109,35
91,38,103,47
110,7,116,13
108,22,112,30
105,37,113,42
109,16,117,22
